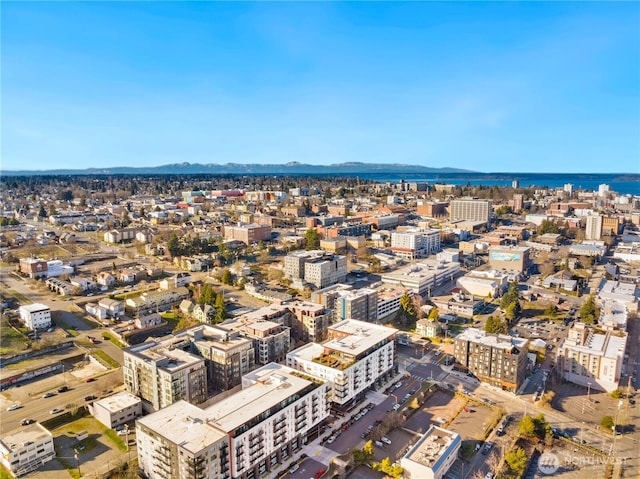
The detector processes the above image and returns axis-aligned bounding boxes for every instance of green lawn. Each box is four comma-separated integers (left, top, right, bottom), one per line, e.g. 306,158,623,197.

0,319,28,355
91,349,120,368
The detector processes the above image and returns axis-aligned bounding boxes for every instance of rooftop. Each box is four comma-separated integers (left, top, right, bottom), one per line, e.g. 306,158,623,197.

403,425,460,470
324,319,397,357
19,303,50,313
93,391,141,413
0,423,51,450
205,363,321,433
456,327,528,351
136,400,226,454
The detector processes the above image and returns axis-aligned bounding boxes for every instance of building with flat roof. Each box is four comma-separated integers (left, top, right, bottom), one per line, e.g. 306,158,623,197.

488,245,530,273
123,341,207,411
287,300,333,343
287,319,397,408
456,270,510,299
453,328,529,392
18,257,48,278
0,423,55,477
381,259,460,297
284,250,347,288
449,199,492,226
390,228,441,259
400,425,461,479
598,280,638,314
18,303,51,330
223,223,272,245
557,322,627,392
431,292,484,318
136,363,330,479
89,391,143,429
311,284,377,323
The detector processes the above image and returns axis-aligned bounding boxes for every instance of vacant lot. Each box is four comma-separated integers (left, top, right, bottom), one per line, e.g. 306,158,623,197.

404,389,465,434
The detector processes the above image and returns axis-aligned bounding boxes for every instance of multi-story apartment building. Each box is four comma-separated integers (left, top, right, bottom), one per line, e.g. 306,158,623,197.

287,319,397,408
186,325,256,393
323,222,372,238
400,425,461,479
123,341,207,411
287,300,333,343
556,322,627,392
18,303,51,330
125,287,190,317
585,214,603,240
303,254,347,289
453,328,529,392
0,423,55,477
381,259,461,297
223,223,272,245
390,229,441,259
311,284,377,323
416,201,447,218
223,310,291,366
283,250,325,280
449,199,492,226
136,363,330,479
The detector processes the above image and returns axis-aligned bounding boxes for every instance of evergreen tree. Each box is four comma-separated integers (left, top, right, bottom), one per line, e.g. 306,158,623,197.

167,233,181,258
214,293,227,323
305,228,320,250
580,295,599,324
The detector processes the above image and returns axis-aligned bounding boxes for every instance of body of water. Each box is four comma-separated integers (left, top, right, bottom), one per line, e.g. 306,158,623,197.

369,173,640,196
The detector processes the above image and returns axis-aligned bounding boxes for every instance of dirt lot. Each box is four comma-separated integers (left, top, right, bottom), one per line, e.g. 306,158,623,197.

447,402,494,441
404,389,465,434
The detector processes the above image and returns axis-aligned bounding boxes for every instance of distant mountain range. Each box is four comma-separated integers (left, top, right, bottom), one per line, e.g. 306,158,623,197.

2,161,473,176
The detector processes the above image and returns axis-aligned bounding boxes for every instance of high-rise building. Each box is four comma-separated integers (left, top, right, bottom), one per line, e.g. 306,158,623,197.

585,214,603,240
453,328,529,392
512,180,519,189
598,184,610,197
449,199,492,226
512,194,524,212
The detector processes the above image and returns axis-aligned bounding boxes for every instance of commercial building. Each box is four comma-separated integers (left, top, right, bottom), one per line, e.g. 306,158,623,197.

381,259,461,297
598,280,639,314
488,245,530,273
449,199,492,226
18,303,51,330
453,328,529,392
18,258,48,278
0,423,55,477
390,229,441,259
89,391,143,429
416,201,447,218
431,293,484,318
556,322,627,392
136,363,330,479
123,341,207,411
400,425,461,479
456,270,511,299
223,223,272,245
287,319,397,408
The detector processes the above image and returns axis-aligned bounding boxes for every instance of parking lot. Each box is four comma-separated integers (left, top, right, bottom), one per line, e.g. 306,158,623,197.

404,389,465,434
447,402,493,441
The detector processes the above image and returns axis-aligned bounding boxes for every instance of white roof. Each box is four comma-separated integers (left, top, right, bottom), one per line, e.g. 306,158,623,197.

19,303,50,313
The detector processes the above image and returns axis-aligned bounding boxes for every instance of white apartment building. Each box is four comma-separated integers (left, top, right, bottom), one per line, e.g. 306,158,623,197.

374,285,406,320
449,199,492,225
286,319,397,408
400,425,461,479
89,391,143,429
585,214,603,240
557,322,627,392
303,254,347,289
136,363,330,479
390,228,441,259
123,341,207,411
598,280,639,314
381,259,461,297
0,423,55,477
18,303,51,330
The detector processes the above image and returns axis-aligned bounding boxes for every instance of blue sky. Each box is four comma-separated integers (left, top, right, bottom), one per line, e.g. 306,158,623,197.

2,1,639,173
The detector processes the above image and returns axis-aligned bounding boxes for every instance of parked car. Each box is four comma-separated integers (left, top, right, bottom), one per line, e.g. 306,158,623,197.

84,395,96,401
482,442,493,455
392,404,401,411
288,464,299,474
381,437,392,445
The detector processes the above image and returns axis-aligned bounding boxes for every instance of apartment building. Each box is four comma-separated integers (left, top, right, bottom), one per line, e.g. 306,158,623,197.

287,300,333,343
390,228,441,259
125,287,190,316
381,259,461,297
585,214,603,240
453,328,529,392
556,322,627,392
283,250,326,280
416,201,447,218
18,303,51,330
312,284,377,323
400,425,461,479
449,199,492,226
303,254,347,289
287,319,397,408
223,308,291,365
0,423,55,477
136,363,330,479
186,325,256,392
89,391,143,429
223,223,272,245
123,341,207,411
